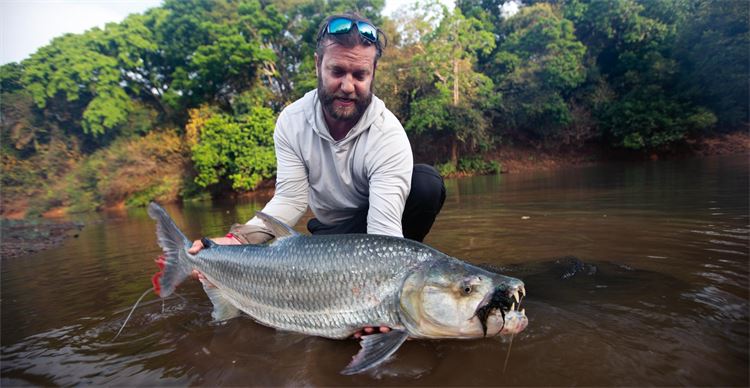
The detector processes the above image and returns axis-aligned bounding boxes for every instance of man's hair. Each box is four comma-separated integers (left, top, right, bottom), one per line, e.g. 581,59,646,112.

315,13,388,64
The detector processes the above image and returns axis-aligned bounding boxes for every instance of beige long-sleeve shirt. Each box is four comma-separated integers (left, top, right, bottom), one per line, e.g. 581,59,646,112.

245,89,413,237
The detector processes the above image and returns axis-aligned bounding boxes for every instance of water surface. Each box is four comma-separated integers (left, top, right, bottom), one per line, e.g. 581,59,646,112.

2,155,748,386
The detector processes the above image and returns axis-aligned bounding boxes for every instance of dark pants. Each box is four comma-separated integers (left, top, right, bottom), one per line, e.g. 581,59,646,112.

307,164,446,242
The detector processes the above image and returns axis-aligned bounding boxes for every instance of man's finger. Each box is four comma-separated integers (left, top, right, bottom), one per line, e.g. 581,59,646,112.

188,240,204,254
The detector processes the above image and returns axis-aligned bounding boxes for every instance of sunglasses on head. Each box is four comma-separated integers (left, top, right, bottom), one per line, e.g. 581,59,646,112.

326,17,378,43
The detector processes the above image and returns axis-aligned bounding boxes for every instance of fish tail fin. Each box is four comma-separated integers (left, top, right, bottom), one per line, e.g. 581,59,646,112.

148,202,193,298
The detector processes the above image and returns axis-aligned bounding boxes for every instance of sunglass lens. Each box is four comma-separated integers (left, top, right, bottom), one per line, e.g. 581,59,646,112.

328,18,353,34
356,21,378,42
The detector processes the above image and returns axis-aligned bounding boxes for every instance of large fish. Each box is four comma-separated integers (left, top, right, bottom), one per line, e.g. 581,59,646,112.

148,202,528,374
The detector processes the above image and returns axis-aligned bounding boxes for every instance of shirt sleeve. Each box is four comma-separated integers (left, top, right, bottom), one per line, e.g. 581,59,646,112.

246,112,309,230
365,119,413,237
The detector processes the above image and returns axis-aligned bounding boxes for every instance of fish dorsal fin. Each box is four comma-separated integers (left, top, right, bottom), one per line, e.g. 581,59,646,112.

255,211,299,240
340,329,409,375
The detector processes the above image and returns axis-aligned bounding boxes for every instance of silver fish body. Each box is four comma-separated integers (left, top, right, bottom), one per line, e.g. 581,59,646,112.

192,234,434,339
148,203,528,374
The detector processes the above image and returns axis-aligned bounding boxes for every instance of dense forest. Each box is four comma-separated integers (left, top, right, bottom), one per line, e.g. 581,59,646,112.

1,0,748,216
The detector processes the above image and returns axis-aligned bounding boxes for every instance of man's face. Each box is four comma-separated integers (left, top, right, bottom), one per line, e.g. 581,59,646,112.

316,42,377,125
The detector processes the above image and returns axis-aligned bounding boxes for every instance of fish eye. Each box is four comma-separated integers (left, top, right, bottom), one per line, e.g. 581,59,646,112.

460,276,481,295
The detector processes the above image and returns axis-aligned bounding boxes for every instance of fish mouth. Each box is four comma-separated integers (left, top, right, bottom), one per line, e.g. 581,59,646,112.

473,283,527,337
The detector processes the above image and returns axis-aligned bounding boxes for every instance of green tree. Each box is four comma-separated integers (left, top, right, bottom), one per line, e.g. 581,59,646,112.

105,10,173,120
405,3,496,166
16,0,282,142
599,86,717,149
152,0,279,115
564,0,718,149
490,3,587,145
377,1,440,121
21,31,133,138
673,0,749,128
189,95,276,192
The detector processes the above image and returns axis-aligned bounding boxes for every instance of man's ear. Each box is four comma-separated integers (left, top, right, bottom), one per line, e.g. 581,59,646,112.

314,52,320,74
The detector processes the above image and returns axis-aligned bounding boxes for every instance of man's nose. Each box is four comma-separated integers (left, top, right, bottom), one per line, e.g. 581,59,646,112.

340,74,355,94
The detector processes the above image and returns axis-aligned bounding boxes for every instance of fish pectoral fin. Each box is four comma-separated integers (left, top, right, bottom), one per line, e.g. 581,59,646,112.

340,329,409,375
202,281,241,322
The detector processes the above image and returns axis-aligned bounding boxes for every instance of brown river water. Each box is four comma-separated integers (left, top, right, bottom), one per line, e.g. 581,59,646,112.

2,155,748,386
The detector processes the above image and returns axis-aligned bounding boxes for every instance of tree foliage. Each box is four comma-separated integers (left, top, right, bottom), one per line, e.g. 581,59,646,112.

1,0,748,214
399,2,495,165
490,3,587,144
672,0,749,128
189,95,276,191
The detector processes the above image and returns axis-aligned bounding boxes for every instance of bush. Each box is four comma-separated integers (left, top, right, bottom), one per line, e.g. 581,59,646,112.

189,104,276,191
600,87,718,150
29,130,189,213
458,156,501,175
436,161,457,177
2,138,81,216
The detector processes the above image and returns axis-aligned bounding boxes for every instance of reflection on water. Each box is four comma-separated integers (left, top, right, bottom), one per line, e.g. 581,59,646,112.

2,155,748,385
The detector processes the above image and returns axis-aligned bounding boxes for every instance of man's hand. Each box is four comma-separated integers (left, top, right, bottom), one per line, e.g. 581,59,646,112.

188,235,241,282
188,236,240,254
353,326,391,339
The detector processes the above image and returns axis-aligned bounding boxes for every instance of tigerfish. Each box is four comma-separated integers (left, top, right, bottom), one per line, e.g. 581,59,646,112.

148,202,528,374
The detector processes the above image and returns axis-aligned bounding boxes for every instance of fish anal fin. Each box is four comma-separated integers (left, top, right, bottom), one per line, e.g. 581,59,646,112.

201,280,241,322
340,329,409,375
255,211,299,240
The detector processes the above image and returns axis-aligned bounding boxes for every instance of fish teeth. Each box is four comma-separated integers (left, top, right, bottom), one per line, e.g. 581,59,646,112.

510,302,516,311
512,290,520,304
520,285,526,298
521,308,526,316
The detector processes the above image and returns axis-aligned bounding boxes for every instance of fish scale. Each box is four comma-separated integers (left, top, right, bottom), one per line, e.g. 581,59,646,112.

190,234,435,338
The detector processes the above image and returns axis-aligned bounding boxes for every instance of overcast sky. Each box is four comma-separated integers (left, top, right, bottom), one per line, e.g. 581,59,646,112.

0,0,432,65
1,0,163,64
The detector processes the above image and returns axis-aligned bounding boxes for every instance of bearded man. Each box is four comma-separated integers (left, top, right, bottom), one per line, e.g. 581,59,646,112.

192,13,445,249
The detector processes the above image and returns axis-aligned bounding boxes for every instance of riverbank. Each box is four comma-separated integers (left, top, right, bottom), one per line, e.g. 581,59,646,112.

490,131,750,174
1,132,747,259
1,219,84,259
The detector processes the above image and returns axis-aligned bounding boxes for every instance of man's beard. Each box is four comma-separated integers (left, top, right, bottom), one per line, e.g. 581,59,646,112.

317,75,372,122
